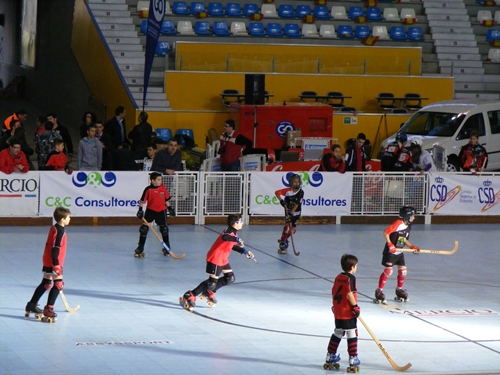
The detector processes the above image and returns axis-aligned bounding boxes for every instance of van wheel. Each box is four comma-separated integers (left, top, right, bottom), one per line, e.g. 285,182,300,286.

446,156,461,172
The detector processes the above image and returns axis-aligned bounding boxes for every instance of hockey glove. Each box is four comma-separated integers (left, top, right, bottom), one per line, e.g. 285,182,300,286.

167,207,176,217
351,304,361,318
64,165,73,175
136,208,144,220
388,243,397,254
285,214,292,223
410,244,420,254
245,251,255,260
53,265,62,276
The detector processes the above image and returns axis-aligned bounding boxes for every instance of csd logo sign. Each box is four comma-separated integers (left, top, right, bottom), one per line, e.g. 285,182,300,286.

276,121,294,138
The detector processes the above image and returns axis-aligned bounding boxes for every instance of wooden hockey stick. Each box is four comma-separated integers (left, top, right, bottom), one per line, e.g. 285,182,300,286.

358,316,412,372
60,291,80,313
284,208,300,256
142,218,186,259
400,241,458,255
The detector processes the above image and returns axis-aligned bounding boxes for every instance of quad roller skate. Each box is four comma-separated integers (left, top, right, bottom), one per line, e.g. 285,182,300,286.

373,288,387,304
41,305,57,323
323,352,341,370
277,239,289,254
162,248,171,256
179,291,196,312
199,290,217,307
395,288,409,302
134,246,145,258
24,302,42,320
346,355,360,373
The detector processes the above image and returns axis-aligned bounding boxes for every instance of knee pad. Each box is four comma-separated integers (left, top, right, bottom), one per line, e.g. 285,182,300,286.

383,267,393,278
334,328,345,339
54,280,64,291
43,279,53,291
398,267,407,277
346,329,357,339
139,225,149,236
207,277,218,291
225,272,235,285
160,225,169,237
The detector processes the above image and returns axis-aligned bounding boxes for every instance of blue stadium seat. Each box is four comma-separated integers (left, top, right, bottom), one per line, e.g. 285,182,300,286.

155,128,173,142
266,23,283,37
314,6,330,19
161,20,177,35
190,2,205,15
348,7,364,20
486,29,500,42
172,1,189,15
213,21,230,36
390,26,407,41
355,25,370,39
284,23,301,37
248,22,265,36
296,5,312,17
194,21,212,36
207,2,224,16
155,41,171,56
407,26,424,41
243,3,259,17
176,129,195,147
366,7,383,21
337,25,354,38
225,3,243,17
278,4,295,18
140,20,148,35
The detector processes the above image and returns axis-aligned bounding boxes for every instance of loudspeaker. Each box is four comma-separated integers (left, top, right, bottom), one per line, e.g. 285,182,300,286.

245,74,265,105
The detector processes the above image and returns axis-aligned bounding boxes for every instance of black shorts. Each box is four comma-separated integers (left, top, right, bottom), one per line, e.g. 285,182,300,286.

144,209,167,226
381,252,406,267
206,262,231,277
335,318,357,330
290,215,300,228
42,266,60,274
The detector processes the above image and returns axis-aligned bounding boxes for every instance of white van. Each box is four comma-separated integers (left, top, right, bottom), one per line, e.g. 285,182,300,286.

379,100,500,171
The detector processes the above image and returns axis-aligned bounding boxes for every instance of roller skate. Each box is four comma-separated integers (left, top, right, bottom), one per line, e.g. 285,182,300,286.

24,302,42,320
277,239,288,254
323,352,341,370
199,290,217,307
395,288,409,302
346,355,360,373
373,288,387,304
162,246,171,256
41,305,57,323
179,291,196,312
134,245,145,258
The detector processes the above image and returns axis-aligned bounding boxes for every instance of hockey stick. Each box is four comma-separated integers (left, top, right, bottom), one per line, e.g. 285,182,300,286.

400,241,458,255
358,316,412,372
142,218,186,259
60,291,80,313
284,208,300,256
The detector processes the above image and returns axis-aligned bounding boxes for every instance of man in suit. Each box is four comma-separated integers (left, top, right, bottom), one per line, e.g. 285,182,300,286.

105,106,130,149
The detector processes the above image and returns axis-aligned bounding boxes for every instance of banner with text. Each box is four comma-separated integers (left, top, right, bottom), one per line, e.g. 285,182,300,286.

0,171,40,216
39,171,148,217
427,172,500,215
249,172,353,215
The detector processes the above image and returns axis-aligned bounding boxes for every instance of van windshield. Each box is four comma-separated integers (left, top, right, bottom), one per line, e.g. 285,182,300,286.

400,112,466,136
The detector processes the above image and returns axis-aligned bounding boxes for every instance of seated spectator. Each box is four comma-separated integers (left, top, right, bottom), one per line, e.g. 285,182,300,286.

320,144,346,173
146,143,157,160
78,123,103,170
36,121,62,170
0,138,29,174
80,111,97,139
44,138,70,172
151,138,183,175
47,112,73,162
10,126,35,170
458,130,488,172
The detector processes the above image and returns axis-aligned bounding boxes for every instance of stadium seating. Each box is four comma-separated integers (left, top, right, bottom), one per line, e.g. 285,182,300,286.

477,10,493,23
383,8,399,21
243,3,259,17
155,128,173,142
190,2,205,15
400,8,416,22
355,25,371,39
326,92,346,110
137,1,149,18
407,27,424,41
207,2,224,16
194,21,212,36
372,25,389,40
155,41,171,56
172,1,189,15
337,25,354,38
366,7,383,21
404,93,423,111
495,11,500,24
296,5,312,17
231,22,248,36
140,20,148,35
319,24,337,38
165,1,172,15
278,4,295,18
486,29,500,42
161,20,177,35
267,23,283,37
390,26,407,41
302,24,319,37
284,24,301,37
314,6,330,19
331,6,348,20
261,4,278,18
377,92,397,111
348,7,364,20
177,20,195,35
213,21,230,36
248,22,265,36
226,3,243,17
488,48,500,62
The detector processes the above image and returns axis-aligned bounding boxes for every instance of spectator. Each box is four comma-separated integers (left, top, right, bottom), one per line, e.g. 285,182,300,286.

10,126,35,170
0,118,22,150
44,138,70,172
78,123,103,171
79,111,97,139
381,131,407,172
36,121,62,170
218,119,252,171
320,144,346,173
128,111,153,159
345,133,368,172
458,130,488,172
94,120,114,170
3,109,27,132
146,143,157,161
0,138,29,174
34,115,46,140
47,112,73,162
151,138,182,175
105,105,130,149
410,138,436,173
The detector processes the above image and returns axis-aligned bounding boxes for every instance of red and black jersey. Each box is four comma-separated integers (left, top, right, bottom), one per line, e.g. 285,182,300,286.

459,143,488,171
42,224,67,268
140,184,171,212
45,151,68,171
393,147,413,171
321,153,346,173
206,226,245,266
383,219,411,255
275,187,304,216
331,272,357,320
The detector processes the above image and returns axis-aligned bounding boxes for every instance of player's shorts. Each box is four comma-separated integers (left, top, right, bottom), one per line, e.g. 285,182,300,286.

144,209,167,226
206,262,231,277
381,252,405,267
290,214,300,228
335,318,357,330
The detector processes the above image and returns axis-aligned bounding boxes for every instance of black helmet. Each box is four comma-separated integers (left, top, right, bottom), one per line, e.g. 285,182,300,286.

399,206,415,222
287,173,301,188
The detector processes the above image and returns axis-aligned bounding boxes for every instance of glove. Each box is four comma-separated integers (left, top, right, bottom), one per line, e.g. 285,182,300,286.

167,207,176,217
136,208,144,219
245,251,254,260
53,265,62,276
388,243,397,254
279,199,286,207
217,146,226,155
411,244,420,254
64,165,73,175
351,304,361,318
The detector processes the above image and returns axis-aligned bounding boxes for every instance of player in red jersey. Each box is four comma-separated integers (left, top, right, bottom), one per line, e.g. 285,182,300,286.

43,139,72,174
180,214,255,310
275,173,304,254
134,172,173,257
25,207,71,322
324,254,361,371
374,206,420,304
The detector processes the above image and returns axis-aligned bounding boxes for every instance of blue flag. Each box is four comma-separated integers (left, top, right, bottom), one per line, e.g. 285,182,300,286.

143,0,166,110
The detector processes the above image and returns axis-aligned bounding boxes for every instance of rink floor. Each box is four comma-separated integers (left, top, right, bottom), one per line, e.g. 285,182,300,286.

1,221,500,375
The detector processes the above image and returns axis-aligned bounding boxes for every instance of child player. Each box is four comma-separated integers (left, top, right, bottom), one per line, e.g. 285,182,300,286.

25,207,71,323
374,206,420,304
180,214,255,311
324,254,361,372
275,173,304,254
135,172,173,257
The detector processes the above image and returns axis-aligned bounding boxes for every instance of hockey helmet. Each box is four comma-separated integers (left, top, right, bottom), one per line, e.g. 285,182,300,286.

410,138,423,147
399,206,415,222
287,173,302,189
396,131,408,144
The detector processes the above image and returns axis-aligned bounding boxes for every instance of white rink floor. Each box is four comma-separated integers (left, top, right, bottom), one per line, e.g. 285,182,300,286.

1,222,500,375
